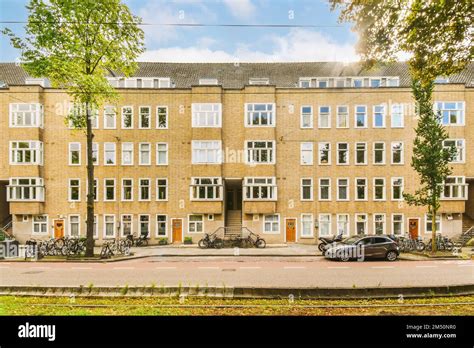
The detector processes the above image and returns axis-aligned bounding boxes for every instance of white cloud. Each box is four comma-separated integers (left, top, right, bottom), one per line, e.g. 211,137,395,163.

139,29,359,62
222,0,256,19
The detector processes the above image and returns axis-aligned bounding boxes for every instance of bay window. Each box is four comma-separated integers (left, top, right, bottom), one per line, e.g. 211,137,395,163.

7,177,44,201
192,103,222,127
443,139,465,163
244,177,277,200
9,103,43,127
190,177,222,200
435,102,464,126
246,141,275,164
11,141,43,165
192,141,222,164
245,103,275,126
442,176,467,200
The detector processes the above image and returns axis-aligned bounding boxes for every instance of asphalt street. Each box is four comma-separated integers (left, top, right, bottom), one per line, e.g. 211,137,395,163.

1,256,473,288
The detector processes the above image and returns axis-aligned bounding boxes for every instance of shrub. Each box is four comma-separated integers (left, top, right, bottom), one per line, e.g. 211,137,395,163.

184,237,193,244
158,238,168,245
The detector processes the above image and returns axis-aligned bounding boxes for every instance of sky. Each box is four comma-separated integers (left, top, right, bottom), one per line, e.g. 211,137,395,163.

0,0,359,63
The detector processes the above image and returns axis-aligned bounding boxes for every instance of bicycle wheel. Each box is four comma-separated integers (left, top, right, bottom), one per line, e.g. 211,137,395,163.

444,242,454,251
416,241,425,251
256,238,266,249
198,239,209,249
213,238,224,249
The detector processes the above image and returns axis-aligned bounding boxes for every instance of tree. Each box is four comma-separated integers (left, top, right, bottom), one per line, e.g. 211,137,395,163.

330,0,472,252
3,0,145,256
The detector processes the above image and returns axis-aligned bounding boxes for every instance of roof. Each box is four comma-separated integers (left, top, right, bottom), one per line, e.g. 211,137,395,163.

1,61,473,88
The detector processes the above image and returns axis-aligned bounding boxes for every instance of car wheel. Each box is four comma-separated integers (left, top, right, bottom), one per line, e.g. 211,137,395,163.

340,255,350,262
386,251,398,261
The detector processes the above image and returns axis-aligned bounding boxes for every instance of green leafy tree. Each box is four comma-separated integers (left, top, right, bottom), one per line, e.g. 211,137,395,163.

3,0,145,256
330,0,472,252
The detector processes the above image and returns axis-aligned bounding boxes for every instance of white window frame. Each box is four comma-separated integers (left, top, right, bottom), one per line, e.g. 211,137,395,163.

104,178,116,202
318,178,331,201
10,141,43,165
392,214,404,235
68,178,81,202
355,178,368,201
104,105,117,129
318,106,331,128
103,214,116,239
121,142,134,166
245,103,276,127
391,104,404,128
190,177,223,201
68,142,81,166
443,139,465,163
32,215,48,235
301,178,313,201
120,214,133,237
434,101,465,126
337,178,349,201
336,142,349,165
156,178,168,201
121,178,134,201
263,214,280,234
7,177,44,202
319,214,331,237
188,214,204,234
156,214,168,237
355,213,368,235
355,142,367,165
139,178,151,201
245,140,275,165
373,142,386,165
355,105,367,128
156,106,168,129
68,215,81,238
139,215,150,237
139,106,151,129
441,176,467,200
425,214,442,234
9,103,43,128
192,103,222,128
139,142,151,166
373,177,386,201
104,142,116,166
121,106,133,129
243,177,277,201
374,213,386,235
373,104,386,128
300,105,313,129
92,142,99,165
156,143,168,166
192,140,222,164
337,214,350,236
336,105,349,128
318,142,331,165
300,142,314,165
391,141,404,165
391,177,404,201
300,214,314,238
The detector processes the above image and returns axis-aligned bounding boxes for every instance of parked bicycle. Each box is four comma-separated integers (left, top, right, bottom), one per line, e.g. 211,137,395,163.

393,236,425,252
198,232,224,249
126,232,149,247
242,230,266,248
425,235,454,251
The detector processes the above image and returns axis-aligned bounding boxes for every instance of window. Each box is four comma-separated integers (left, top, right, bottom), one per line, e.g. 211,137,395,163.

244,177,277,200
352,78,363,88
93,215,98,239
355,142,367,165
139,143,151,165
139,179,151,201
373,105,386,128
139,215,150,237
319,214,331,236
9,103,43,127
392,214,404,235
442,176,467,199
156,215,167,236
374,178,386,201
387,77,400,87
246,141,275,164
336,106,349,128
156,178,168,201
122,179,133,201
337,178,349,201
157,106,168,129
104,106,116,129
103,215,116,238
443,139,465,163
264,215,279,234
199,78,218,85
139,106,151,129
301,178,313,201
245,103,275,126
92,143,99,165
121,143,134,165
373,142,385,164
104,143,116,165
435,102,465,126
374,214,385,235
319,178,331,201
192,141,222,164
318,106,331,128
68,143,81,165
191,177,222,200
391,104,404,128
188,215,203,233
391,177,404,201
355,214,367,235
299,78,311,88
355,178,367,201
391,142,404,164
300,106,313,128
249,78,269,85
32,215,48,234
11,141,43,165
104,179,116,201
121,106,133,129
300,142,313,165
337,214,349,236
370,78,381,87
156,143,168,165
355,106,367,128
317,79,328,88
301,214,313,237
425,214,441,233
69,215,80,237
318,142,331,165
121,214,133,237
7,178,44,201
192,103,222,127
337,143,349,165
69,179,80,201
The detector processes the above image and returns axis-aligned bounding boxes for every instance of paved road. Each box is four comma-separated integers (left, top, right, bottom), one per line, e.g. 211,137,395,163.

1,257,473,288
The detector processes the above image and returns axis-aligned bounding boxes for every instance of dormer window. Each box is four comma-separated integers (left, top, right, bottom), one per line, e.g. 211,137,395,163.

435,76,449,84
107,77,171,88
249,78,269,85
199,78,218,85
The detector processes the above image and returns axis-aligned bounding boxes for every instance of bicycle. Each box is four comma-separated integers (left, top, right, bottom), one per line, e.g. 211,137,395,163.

242,230,266,248
198,232,224,249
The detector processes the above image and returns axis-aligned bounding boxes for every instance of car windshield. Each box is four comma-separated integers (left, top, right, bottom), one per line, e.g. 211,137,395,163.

342,236,361,245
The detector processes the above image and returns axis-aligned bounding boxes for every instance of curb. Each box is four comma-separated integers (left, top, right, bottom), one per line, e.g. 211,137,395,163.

1,284,473,299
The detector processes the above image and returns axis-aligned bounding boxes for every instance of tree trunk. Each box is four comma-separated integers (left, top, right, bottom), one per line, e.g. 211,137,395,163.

85,102,95,257
431,209,437,254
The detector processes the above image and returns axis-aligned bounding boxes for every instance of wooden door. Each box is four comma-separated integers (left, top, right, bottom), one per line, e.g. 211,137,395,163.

408,219,419,239
54,220,64,239
286,219,296,242
172,219,182,243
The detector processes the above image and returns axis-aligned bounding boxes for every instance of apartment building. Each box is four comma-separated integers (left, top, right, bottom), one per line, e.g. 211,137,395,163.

0,62,473,244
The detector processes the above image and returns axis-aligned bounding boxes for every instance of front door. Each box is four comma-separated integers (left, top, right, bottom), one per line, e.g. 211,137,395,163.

54,220,64,239
408,219,419,239
286,219,296,242
172,219,182,243
226,190,234,210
